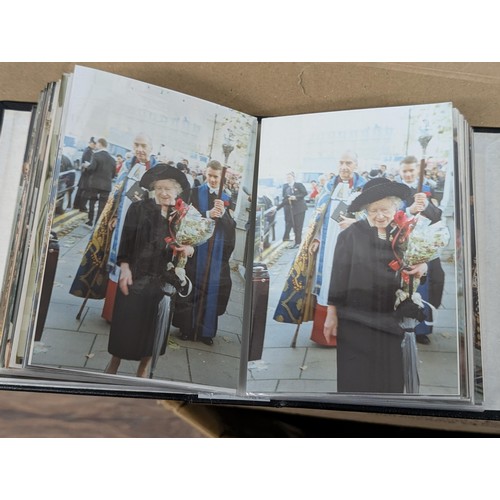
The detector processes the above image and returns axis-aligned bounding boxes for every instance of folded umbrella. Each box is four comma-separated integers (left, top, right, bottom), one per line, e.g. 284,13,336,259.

395,295,425,394
149,283,176,379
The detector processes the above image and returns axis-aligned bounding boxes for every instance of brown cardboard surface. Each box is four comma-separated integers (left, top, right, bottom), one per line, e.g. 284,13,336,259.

2,62,500,126
2,62,498,435
0,390,206,437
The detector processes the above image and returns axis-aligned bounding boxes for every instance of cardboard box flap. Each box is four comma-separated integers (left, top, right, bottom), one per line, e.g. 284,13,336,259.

2,62,500,126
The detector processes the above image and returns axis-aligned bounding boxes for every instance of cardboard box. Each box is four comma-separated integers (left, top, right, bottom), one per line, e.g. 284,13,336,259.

2,62,499,436
2,62,500,126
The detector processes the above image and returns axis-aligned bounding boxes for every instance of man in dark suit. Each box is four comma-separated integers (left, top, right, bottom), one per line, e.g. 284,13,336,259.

279,171,308,248
73,137,96,211
85,137,116,227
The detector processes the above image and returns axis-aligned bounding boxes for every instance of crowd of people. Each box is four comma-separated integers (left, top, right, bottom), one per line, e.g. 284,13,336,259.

64,133,450,392
274,151,450,394
68,133,238,377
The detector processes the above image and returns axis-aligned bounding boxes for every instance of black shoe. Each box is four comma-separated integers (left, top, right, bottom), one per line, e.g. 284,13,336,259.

179,333,192,341
79,208,88,213
291,244,300,249
416,335,431,345
200,337,213,346
85,220,93,227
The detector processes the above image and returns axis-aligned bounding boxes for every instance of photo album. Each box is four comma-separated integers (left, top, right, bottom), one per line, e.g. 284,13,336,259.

0,65,493,413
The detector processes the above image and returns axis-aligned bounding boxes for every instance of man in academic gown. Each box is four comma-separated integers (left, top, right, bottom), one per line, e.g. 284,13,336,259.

173,160,236,346
69,133,158,315
101,133,158,321
397,155,445,345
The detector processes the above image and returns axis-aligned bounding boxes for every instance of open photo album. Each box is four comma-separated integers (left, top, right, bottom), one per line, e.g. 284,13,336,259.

0,65,490,413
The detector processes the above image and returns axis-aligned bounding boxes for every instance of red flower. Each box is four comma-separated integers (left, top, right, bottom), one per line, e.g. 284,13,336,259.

388,259,401,272
393,210,408,228
175,198,186,212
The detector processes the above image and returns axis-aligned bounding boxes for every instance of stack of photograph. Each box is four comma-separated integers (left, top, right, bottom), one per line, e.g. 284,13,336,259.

0,66,490,417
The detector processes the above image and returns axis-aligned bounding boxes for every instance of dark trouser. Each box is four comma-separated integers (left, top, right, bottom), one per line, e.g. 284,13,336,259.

415,257,445,337
283,207,306,245
88,189,110,225
73,187,88,210
292,211,306,245
283,207,293,240
74,171,91,210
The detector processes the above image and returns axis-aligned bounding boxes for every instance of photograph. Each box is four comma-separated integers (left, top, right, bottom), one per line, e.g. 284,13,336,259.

250,102,465,397
16,66,258,391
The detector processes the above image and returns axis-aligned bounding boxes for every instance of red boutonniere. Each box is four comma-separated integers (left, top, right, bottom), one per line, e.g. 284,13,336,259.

389,259,411,283
393,210,409,228
174,198,189,220
223,200,230,207
389,259,401,272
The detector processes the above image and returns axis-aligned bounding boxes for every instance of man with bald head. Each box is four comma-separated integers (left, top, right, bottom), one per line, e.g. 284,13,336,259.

307,151,366,345
274,151,367,344
102,133,158,321
70,132,158,315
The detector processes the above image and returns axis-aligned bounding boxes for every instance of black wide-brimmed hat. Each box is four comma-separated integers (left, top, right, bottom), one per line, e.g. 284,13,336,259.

139,163,191,195
349,177,411,212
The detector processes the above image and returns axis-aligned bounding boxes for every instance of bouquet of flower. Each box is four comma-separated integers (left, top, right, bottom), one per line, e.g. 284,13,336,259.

390,210,450,289
403,217,449,266
389,210,449,394
164,199,215,290
390,210,450,336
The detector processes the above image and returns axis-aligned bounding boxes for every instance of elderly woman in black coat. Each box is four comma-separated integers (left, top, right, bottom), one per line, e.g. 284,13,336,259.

105,164,194,377
323,178,428,393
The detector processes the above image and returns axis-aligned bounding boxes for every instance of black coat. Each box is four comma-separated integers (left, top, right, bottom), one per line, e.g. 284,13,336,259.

82,145,94,165
78,146,94,189
279,182,308,215
87,149,116,192
328,219,404,393
108,199,174,360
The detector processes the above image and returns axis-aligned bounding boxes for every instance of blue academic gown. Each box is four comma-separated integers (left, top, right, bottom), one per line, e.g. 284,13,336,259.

172,184,236,340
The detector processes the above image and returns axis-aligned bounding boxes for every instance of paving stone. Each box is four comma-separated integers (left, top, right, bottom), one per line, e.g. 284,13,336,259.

43,302,85,331
418,351,460,391
31,329,97,368
79,306,112,335
149,346,191,383
246,379,279,393
187,348,240,389
277,378,337,394
301,348,337,380
247,347,307,380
